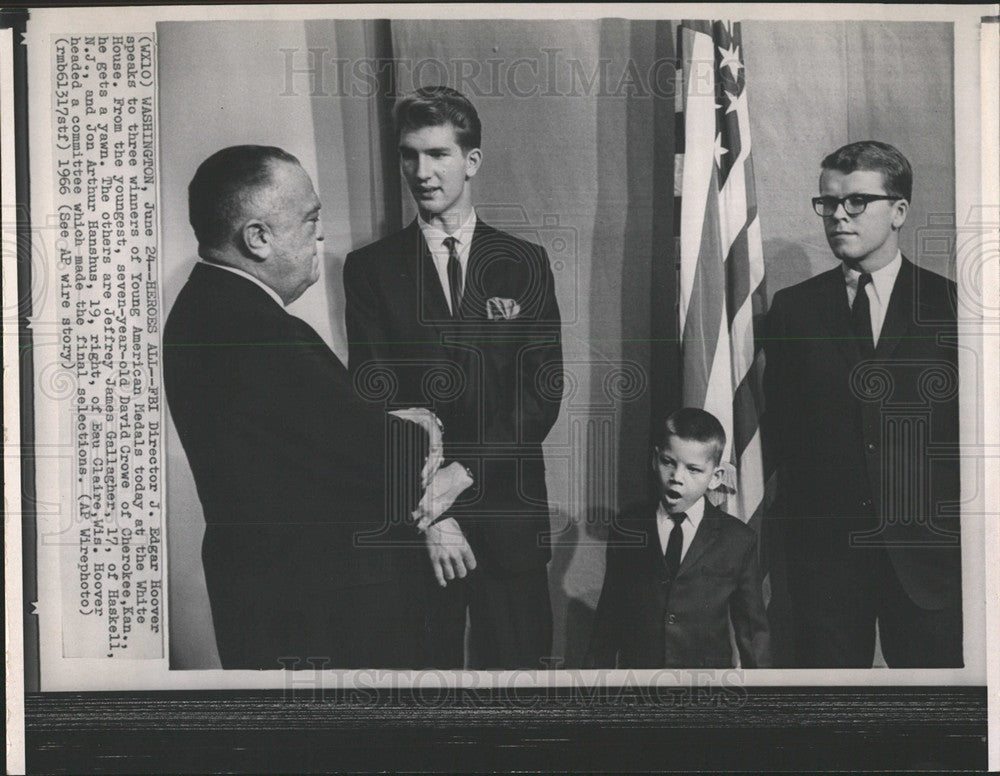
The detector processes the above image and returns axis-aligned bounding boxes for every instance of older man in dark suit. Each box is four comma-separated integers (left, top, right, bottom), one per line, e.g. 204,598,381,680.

764,141,962,668
344,87,563,669
164,145,468,669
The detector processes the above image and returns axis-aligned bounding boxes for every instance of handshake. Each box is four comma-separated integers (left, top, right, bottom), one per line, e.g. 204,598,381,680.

389,408,474,532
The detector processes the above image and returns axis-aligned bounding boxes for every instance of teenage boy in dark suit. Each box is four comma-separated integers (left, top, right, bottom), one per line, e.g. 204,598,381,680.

764,141,961,667
344,87,562,669
585,408,771,669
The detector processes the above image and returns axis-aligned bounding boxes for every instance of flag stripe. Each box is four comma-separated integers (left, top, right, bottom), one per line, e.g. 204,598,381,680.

735,428,765,520
681,176,726,407
678,25,721,330
719,156,748,255
725,225,751,329
732,361,762,458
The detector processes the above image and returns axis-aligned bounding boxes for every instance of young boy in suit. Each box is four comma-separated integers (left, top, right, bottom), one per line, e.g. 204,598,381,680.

585,408,771,669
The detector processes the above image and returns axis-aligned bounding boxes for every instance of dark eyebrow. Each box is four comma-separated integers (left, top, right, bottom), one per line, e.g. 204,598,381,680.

819,193,886,199
398,144,451,154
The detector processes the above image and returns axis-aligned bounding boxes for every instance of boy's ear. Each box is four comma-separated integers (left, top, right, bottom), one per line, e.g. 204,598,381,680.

708,464,725,491
464,147,482,179
891,198,909,230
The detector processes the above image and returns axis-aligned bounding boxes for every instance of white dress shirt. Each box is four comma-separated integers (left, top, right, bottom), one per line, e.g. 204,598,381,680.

843,250,902,347
656,496,705,562
417,209,477,315
199,260,286,309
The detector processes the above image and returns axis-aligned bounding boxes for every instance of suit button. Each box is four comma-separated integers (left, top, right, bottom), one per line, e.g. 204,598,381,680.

861,498,872,508
667,614,677,625
867,442,877,452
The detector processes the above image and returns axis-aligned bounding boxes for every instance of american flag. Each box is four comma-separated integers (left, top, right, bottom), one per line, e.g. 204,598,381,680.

675,20,772,543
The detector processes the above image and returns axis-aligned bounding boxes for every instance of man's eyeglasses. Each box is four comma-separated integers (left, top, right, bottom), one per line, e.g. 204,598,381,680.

812,194,900,217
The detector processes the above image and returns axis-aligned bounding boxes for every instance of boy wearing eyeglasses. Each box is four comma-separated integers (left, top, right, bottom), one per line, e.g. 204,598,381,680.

763,141,962,668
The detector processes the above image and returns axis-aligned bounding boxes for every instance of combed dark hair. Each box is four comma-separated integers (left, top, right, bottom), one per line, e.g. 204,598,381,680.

821,140,912,202
188,145,300,251
393,86,482,151
656,407,727,466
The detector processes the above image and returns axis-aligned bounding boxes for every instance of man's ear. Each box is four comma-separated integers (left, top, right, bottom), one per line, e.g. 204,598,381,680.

464,147,482,180
241,219,271,260
891,199,909,231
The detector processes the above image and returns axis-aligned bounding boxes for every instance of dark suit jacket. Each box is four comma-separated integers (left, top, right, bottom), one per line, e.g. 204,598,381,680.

164,263,425,668
585,500,771,669
763,257,961,610
343,219,563,574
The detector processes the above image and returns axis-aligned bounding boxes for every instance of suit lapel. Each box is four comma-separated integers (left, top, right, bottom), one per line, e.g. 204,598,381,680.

410,217,502,322
676,500,721,579
460,220,495,320
627,507,666,572
643,510,665,568
638,509,671,608
402,221,454,325
873,257,914,361
818,267,860,365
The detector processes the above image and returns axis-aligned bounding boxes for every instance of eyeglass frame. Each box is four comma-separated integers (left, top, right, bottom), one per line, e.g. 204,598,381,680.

811,193,903,217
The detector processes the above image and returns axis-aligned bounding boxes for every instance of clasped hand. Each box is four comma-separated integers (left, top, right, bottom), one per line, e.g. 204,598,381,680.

414,463,476,587
387,407,476,587
412,461,473,531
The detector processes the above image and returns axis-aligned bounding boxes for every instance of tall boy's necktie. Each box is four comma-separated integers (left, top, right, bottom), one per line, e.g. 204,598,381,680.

664,513,686,581
852,272,874,357
443,236,463,318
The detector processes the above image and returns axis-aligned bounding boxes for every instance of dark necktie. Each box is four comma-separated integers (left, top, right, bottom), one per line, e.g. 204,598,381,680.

851,272,874,357
443,236,463,318
664,512,686,581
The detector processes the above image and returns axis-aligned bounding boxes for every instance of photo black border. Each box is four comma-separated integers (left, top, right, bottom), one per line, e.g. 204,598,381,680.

23,687,988,772
5,4,993,772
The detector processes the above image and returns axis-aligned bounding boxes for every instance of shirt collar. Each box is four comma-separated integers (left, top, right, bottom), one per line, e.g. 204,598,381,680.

417,208,477,252
199,260,286,308
842,250,902,305
656,495,705,529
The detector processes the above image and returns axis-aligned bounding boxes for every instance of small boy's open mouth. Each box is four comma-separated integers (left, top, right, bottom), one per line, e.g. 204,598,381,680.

665,488,681,500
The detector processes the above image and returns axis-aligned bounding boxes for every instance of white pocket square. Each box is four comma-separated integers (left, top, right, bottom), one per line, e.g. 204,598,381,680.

486,297,520,320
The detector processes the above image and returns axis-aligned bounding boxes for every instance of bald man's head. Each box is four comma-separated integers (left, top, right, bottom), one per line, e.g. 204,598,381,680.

188,145,300,255
188,146,324,304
